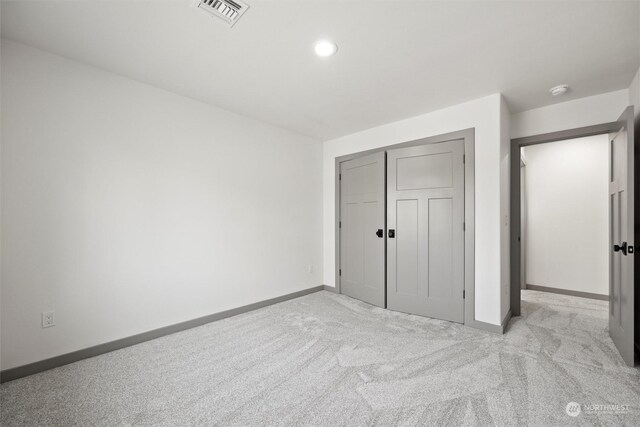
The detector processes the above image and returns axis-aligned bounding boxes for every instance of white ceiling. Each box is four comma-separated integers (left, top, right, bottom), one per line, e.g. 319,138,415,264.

2,0,639,140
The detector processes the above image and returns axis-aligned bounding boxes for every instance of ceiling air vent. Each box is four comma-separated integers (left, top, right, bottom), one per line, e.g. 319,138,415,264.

192,0,249,27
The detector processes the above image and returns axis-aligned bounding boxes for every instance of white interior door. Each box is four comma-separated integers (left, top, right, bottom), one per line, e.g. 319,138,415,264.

386,140,465,322
609,106,635,366
339,152,386,307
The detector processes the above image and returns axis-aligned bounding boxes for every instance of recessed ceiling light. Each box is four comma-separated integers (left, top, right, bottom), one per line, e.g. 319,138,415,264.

314,40,338,57
549,84,569,96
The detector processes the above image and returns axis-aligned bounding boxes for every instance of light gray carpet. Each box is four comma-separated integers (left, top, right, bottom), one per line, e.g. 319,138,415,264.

1,290,639,426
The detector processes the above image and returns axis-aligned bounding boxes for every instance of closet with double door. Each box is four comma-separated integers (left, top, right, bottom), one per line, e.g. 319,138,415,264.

338,136,467,323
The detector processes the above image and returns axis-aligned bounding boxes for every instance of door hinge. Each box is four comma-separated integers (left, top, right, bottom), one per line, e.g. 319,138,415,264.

339,269,342,276
463,154,465,164
463,222,466,231
463,290,466,299
339,221,342,228
339,173,342,180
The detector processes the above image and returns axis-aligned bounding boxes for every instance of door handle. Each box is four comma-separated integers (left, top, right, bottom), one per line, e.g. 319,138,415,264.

388,229,395,238
376,229,384,238
614,242,628,256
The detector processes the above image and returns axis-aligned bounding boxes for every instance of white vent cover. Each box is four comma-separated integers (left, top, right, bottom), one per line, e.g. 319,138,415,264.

192,0,249,27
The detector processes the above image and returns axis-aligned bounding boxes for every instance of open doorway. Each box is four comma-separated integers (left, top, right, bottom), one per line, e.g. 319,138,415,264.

520,134,609,300
510,107,636,366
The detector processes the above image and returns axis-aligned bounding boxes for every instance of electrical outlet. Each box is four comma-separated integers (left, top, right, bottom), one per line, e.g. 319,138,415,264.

42,311,55,328
308,264,314,274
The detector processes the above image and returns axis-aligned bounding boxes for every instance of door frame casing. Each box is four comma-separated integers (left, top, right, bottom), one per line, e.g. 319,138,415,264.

334,128,476,327
510,121,622,317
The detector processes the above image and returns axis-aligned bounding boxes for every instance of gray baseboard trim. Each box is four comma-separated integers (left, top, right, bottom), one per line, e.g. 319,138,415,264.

467,319,503,334
323,285,338,293
0,285,324,384
466,309,512,335
526,284,608,301
501,309,512,333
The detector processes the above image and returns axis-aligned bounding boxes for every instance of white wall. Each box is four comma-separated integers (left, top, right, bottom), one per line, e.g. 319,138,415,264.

0,40,323,371
323,94,506,326
511,90,629,139
499,97,511,321
522,135,609,295
630,67,640,121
